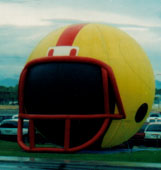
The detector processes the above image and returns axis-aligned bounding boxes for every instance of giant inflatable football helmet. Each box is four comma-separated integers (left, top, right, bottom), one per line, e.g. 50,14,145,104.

18,23,155,152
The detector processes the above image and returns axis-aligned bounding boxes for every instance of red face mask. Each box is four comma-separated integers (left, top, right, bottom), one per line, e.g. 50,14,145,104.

18,56,126,152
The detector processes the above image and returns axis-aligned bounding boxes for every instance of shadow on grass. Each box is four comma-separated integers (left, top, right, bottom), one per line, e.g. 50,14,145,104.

1,140,161,163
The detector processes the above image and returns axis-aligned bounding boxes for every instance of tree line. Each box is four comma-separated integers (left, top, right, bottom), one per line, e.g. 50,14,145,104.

0,84,160,105
156,88,161,95
0,85,18,105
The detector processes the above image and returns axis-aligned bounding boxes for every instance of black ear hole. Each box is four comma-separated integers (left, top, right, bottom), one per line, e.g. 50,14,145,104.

135,103,148,123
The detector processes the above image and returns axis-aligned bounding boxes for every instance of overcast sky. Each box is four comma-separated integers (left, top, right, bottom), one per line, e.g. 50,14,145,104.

0,0,161,80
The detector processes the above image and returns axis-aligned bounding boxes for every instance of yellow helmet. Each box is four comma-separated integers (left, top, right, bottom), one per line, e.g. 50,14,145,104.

18,23,155,152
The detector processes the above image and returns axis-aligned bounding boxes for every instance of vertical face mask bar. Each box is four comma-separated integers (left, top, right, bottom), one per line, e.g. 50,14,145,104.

64,119,71,150
17,56,126,152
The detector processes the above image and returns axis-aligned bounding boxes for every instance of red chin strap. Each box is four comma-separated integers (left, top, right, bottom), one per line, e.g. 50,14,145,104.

17,56,126,152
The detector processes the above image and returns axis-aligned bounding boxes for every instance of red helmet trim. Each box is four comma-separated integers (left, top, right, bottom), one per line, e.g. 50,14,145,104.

18,56,126,152
56,24,86,46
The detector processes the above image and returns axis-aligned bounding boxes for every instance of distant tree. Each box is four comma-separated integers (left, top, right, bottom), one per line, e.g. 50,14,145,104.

156,88,161,95
0,84,18,105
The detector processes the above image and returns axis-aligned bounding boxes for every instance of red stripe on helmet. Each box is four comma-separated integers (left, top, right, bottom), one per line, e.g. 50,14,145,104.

56,24,86,46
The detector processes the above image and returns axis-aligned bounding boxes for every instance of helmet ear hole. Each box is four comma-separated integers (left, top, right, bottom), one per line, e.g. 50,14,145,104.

135,103,148,123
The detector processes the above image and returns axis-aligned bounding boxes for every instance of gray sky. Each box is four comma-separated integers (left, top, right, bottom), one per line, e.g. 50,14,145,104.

0,0,161,80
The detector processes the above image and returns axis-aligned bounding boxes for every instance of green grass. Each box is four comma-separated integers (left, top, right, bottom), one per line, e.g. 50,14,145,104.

0,105,18,110
1,140,161,163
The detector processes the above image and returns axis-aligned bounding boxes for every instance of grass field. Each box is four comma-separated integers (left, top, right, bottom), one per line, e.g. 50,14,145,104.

1,140,161,163
0,105,18,110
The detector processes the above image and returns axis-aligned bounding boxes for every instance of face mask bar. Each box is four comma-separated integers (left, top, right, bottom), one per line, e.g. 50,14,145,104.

17,56,126,152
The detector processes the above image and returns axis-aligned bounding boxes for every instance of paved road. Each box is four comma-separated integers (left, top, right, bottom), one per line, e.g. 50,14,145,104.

0,156,161,170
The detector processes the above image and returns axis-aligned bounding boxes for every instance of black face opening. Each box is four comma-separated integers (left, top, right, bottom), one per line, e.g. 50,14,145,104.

24,62,107,147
